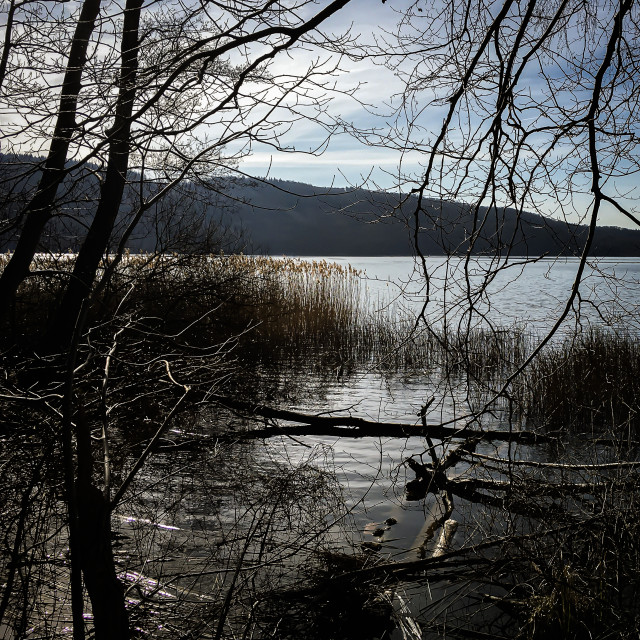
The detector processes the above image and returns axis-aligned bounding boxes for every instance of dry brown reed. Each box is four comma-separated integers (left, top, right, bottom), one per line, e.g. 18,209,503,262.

514,327,640,433
4,252,639,434
117,254,369,366
2,252,373,366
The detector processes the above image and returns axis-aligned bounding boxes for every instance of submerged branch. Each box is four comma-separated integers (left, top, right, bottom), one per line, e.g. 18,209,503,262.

213,395,549,444
464,451,640,470
336,516,599,583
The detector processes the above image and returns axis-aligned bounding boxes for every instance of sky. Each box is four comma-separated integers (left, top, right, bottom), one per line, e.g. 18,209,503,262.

235,0,640,230
237,0,412,189
2,0,638,229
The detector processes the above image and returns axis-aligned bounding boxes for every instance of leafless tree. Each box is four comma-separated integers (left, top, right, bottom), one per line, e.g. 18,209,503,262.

0,0,356,344
352,0,640,327
0,1,357,638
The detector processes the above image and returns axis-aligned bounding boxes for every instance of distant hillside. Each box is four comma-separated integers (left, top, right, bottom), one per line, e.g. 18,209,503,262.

214,178,640,257
2,155,639,257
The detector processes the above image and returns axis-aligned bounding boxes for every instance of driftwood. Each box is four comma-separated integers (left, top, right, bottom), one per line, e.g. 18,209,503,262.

334,518,585,582
212,394,549,443
432,519,458,557
213,394,639,515
403,437,638,519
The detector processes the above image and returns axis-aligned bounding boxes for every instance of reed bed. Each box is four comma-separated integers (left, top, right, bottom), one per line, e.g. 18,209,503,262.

514,328,640,433
2,251,532,378
121,254,370,364
2,252,376,366
4,252,639,434
1,251,79,332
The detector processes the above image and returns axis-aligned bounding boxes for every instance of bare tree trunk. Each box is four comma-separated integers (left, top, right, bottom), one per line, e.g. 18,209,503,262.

0,0,102,310
0,0,18,91
47,0,143,348
75,409,130,640
50,1,144,631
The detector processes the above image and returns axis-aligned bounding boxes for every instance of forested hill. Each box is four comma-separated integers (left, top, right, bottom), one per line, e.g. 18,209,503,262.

219,178,640,257
2,155,640,256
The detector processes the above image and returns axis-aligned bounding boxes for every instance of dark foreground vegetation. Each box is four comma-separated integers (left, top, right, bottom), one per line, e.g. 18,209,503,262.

1,253,639,639
3,0,640,636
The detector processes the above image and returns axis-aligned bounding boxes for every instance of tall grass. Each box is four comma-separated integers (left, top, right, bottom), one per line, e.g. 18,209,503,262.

117,254,370,366
514,328,640,433
3,252,639,433
1,252,374,365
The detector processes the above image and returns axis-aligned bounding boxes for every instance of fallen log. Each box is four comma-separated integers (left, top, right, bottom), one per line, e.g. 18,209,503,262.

212,395,550,444
463,451,640,470
332,517,596,582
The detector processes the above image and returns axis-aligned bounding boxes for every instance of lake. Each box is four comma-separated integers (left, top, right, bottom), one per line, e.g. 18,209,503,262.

4,255,638,640
318,255,640,332
244,255,640,638
80,254,640,639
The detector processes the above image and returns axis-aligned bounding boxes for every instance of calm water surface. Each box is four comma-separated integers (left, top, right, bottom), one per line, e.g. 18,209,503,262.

256,256,640,635
271,256,640,552
116,256,640,638
322,255,640,332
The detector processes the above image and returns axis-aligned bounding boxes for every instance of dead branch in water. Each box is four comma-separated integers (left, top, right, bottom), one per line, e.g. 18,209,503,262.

212,394,549,443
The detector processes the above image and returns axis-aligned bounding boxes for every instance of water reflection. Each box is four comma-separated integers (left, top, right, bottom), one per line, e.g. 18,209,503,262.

111,257,640,638
105,340,640,639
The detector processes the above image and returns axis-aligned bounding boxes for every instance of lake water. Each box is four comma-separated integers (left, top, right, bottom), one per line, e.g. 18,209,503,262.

265,254,640,516
318,255,640,333
6,256,637,640
115,255,640,639
254,255,640,637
